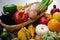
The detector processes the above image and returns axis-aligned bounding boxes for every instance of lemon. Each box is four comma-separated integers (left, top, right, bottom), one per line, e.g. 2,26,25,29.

53,12,60,21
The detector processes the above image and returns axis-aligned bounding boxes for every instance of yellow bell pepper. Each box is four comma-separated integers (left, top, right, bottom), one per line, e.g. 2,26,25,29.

16,4,23,10
28,24,35,38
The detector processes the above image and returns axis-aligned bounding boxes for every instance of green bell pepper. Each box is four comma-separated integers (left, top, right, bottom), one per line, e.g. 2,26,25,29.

3,4,17,13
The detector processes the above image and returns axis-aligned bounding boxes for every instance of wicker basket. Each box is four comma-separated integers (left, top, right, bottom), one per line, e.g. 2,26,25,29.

0,2,48,32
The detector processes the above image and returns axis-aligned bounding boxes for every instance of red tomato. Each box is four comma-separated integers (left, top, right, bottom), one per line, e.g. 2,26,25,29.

13,10,28,24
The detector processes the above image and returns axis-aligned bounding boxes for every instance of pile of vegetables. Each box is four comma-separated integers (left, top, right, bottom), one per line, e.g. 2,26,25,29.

0,0,60,40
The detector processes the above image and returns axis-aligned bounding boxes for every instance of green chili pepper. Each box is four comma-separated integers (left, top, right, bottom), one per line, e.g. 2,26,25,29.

47,0,53,6
38,0,49,11
41,0,46,4
38,0,53,11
